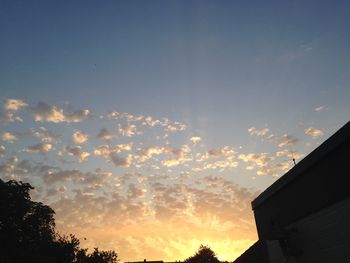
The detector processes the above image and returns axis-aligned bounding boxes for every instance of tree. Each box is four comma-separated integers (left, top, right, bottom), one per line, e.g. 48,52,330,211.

51,234,81,263
184,245,221,263
0,178,119,263
88,248,119,263
0,179,56,262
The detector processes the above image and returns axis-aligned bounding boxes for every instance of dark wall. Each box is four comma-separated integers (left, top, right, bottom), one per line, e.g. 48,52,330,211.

232,241,269,263
253,136,350,239
286,196,350,262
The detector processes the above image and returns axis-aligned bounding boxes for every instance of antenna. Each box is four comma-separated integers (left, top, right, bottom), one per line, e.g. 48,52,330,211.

292,151,296,166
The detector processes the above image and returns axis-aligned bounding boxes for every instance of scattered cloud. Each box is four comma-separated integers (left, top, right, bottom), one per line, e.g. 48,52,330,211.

32,102,91,123
128,183,147,199
109,152,132,167
31,127,58,143
162,145,192,168
4,99,28,111
314,106,324,112
0,111,23,123
25,143,52,153
114,143,133,153
135,146,166,164
118,124,139,137
43,169,85,184
97,128,113,141
72,130,89,144
65,109,92,122
0,145,5,156
190,136,201,144
65,146,90,162
0,98,330,262
248,127,269,137
304,127,324,139
32,102,65,123
94,145,111,158
1,132,17,143
276,134,299,147
276,149,303,160
238,153,273,168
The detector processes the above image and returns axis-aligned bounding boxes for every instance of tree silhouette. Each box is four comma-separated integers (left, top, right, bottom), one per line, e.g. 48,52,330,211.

0,179,56,262
0,178,119,263
87,248,119,263
184,245,221,263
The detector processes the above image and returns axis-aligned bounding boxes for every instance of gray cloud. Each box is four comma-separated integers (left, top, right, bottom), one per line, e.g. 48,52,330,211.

32,102,92,123
25,143,52,153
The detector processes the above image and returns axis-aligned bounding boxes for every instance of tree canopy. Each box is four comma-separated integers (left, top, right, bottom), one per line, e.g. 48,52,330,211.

184,245,221,263
0,178,119,263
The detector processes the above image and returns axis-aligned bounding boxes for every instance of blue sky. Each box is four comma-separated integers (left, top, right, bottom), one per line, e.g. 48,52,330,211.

1,0,350,261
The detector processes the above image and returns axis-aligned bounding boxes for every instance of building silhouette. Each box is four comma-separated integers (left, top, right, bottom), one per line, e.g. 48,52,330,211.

234,121,350,263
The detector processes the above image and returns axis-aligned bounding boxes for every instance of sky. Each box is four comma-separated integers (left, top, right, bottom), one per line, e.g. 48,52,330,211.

1,0,350,261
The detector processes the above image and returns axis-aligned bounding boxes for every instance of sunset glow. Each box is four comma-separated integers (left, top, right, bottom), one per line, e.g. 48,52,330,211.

1,1,350,261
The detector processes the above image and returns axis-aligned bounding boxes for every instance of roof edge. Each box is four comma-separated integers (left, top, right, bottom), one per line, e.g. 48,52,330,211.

252,121,350,210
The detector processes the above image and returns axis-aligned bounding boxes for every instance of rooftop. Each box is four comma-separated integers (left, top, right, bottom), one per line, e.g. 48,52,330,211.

252,121,350,210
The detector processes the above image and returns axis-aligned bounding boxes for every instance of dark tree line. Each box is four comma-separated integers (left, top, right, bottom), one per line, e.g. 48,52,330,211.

0,179,118,263
184,245,221,263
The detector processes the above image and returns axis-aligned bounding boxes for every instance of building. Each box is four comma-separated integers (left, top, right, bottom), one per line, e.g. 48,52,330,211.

234,121,350,263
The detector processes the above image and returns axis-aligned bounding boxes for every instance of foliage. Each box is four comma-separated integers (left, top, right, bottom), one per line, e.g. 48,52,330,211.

86,248,119,263
184,245,221,263
0,178,119,263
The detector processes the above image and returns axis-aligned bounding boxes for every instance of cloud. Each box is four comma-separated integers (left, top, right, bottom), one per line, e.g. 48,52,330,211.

162,145,192,168
31,127,58,143
191,147,238,172
4,99,27,111
256,160,292,177
0,156,19,179
94,145,111,158
277,134,299,147
128,184,147,199
0,145,5,156
97,128,113,141
208,148,230,158
65,109,92,122
203,159,238,171
109,152,132,167
165,124,186,133
1,132,17,143
25,143,52,153
248,127,269,137
0,111,23,123
238,153,273,167
256,166,274,176
32,102,91,123
94,144,133,165
65,146,90,162
314,106,324,112
142,116,162,127
190,136,201,144
118,124,139,137
43,169,85,184
276,149,303,160
114,143,133,152
135,146,166,164
304,127,324,139
72,130,89,144
32,102,65,123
